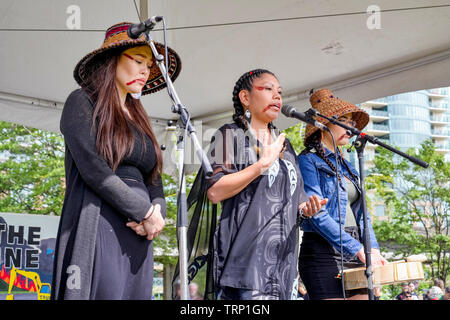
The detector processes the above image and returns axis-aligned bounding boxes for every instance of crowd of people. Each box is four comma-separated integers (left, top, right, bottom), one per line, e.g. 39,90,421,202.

178,278,450,300
362,279,450,300
173,281,203,300
186,278,450,301
392,279,449,301
293,278,450,300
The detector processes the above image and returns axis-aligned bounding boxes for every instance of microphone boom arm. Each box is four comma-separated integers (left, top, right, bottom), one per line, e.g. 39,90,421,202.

312,109,429,168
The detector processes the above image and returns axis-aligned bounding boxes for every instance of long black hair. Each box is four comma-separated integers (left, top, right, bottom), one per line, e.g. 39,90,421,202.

81,48,162,183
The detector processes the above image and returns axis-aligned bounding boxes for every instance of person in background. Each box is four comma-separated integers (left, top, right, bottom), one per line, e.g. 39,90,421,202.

404,291,413,300
427,286,444,300
189,282,203,300
173,280,181,300
395,283,411,300
408,281,419,300
412,280,422,299
434,278,445,293
443,287,450,300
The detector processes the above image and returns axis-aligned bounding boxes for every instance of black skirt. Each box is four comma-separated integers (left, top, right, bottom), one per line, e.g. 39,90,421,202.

298,228,367,300
89,177,154,300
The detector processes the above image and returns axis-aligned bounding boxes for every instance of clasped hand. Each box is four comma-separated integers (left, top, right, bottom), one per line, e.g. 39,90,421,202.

126,204,165,240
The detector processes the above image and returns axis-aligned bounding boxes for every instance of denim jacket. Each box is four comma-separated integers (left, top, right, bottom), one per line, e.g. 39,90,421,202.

298,147,379,260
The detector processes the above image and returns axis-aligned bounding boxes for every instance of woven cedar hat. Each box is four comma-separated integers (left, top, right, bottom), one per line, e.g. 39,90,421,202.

74,22,181,95
304,88,369,143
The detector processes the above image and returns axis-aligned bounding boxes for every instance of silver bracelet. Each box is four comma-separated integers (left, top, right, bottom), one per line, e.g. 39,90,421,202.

143,205,154,221
299,207,311,219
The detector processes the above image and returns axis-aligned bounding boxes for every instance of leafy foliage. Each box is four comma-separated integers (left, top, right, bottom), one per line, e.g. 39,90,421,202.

367,140,450,282
282,122,305,153
154,172,196,265
0,120,195,265
0,121,65,215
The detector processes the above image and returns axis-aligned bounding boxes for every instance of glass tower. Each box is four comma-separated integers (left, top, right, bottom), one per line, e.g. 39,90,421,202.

354,87,450,222
358,87,450,165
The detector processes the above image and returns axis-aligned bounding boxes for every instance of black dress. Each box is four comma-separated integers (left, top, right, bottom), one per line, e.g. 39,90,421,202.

206,123,308,300
52,89,166,300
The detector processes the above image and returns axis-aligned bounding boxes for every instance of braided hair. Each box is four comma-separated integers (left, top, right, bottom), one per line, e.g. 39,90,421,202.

305,130,359,191
232,69,277,130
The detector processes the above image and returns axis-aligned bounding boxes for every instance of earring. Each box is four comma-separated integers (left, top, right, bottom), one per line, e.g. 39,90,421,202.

244,109,252,124
131,92,142,99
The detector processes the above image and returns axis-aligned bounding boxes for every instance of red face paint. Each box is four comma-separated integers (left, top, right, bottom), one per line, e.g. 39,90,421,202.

253,85,282,96
123,53,143,86
256,86,273,112
123,53,135,61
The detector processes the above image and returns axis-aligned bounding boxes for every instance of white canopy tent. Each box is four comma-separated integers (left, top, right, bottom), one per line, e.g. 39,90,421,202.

1,0,450,175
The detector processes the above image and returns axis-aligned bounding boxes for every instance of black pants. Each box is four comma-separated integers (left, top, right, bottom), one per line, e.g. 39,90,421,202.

298,229,367,300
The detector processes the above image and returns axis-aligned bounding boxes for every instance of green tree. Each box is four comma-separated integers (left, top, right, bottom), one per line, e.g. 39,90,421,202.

0,120,197,298
155,172,196,266
367,140,450,283
282,122,305,153
0,121,65,215
0,120,191,264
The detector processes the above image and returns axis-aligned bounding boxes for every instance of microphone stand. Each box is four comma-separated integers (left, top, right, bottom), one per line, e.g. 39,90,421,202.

308,108,428,300
142,27,213,300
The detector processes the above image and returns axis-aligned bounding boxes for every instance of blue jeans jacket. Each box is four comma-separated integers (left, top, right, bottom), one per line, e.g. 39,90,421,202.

298,148,379,260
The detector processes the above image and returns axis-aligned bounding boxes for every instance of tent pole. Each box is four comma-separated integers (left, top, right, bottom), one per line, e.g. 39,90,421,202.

139,0,148,21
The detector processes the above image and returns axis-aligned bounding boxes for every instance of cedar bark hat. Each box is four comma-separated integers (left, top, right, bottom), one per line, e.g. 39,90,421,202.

304,88,369,143
73,22,181,95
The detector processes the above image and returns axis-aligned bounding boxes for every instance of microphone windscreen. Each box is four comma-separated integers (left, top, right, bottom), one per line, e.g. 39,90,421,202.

281,105,295,117
127,23,145,39
127,26,138,39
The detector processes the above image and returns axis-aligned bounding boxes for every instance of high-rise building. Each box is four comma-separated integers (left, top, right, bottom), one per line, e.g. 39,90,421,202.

355,87,450,221
359,87,450,165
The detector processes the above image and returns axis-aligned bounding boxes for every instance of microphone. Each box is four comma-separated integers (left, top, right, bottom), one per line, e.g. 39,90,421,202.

127,16,163,39
281,105,329,131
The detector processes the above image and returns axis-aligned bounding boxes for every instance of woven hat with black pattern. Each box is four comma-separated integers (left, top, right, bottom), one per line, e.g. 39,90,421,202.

73,22,181,95
304,88,369,143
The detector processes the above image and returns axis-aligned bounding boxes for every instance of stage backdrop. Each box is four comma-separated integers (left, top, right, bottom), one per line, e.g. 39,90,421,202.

0,212,165,300
0,212,59,300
